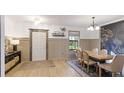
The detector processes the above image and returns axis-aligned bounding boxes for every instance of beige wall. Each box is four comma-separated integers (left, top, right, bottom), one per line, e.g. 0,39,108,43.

19,38,69,61
5,37,30,62
5,37,100,61
80,39,100,51
48,39,68,60
17,38,30,62
15,38,68,61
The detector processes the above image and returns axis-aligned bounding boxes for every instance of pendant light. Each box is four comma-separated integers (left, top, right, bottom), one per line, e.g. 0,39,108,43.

87,17,100,31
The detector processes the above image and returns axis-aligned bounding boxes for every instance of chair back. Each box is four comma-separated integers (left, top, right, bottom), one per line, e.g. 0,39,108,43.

92,48,98,55
122,65,124,77
99,49,108,55
83,51,89,62
111,55,124,72
76,49,83,60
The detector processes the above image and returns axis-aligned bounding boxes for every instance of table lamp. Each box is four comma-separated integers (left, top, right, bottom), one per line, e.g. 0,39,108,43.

11,40,20,51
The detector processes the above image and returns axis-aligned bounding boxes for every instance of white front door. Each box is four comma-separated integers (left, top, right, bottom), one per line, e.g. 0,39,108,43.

31,31,47,61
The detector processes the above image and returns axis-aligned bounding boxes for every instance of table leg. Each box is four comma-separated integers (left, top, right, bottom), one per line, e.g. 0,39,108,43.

96,65,99,76
99,67,102,77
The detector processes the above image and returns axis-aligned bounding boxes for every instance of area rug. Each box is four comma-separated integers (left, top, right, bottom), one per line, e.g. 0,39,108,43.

68,60,114,77
68,60,98,77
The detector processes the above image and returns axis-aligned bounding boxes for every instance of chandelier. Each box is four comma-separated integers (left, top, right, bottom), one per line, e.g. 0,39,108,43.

87,17,100,31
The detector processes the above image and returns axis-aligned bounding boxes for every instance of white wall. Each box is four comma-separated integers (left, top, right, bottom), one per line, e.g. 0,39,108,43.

80,30,99,39
5,16,17,37
5,16,100,39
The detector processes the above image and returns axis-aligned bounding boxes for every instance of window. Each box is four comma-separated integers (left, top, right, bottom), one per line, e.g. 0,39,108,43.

68,31,80,50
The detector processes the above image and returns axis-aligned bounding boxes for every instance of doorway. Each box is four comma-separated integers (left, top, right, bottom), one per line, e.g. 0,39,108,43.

30,29,48,61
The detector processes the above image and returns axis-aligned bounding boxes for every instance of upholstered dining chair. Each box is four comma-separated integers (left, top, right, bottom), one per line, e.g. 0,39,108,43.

99,49,108,55
92,48,98,55
122,65,124,77
99,55,124,77
83,51,97,73
76,49,83,66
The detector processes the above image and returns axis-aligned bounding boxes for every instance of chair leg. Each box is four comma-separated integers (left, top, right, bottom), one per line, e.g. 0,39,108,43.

87,65,89,73
83,62,85,68
96,66,99,76
81,61,83,67
112,72,115,77
99,67,102,77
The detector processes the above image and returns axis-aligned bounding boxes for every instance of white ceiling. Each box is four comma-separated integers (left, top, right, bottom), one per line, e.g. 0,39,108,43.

7,15,124,27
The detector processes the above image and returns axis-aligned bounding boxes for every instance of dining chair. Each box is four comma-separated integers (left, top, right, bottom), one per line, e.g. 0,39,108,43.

122,65,124,77
99,49,108,55
92,48,98,55
83,51,97,73
76,49,83,66
99,55,124,77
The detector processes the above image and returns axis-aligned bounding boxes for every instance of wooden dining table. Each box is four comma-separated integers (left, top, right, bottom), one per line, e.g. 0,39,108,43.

85,50,113,63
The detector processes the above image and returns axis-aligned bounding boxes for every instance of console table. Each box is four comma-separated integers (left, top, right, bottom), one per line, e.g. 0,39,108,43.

5,51,21,73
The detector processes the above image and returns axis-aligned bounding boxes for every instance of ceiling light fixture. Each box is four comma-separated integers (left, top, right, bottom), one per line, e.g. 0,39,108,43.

87,17,100,31
33,16,42,25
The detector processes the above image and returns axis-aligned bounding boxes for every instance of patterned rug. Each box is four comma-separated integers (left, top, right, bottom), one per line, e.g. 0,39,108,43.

68,60,98,77
68,51,98,77
68,60,115,77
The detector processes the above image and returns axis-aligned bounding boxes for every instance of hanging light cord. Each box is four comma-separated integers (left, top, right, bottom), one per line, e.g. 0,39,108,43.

92,17,95,28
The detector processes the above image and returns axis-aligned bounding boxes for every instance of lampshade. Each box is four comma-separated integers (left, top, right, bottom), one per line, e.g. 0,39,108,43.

95,26,100,30
11,40,20,45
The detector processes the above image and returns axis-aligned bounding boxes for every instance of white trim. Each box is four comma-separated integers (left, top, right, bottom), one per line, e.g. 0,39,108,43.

100,17,124,26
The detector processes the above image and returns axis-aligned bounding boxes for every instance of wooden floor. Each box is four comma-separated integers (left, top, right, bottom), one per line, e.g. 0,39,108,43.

6,60,84,77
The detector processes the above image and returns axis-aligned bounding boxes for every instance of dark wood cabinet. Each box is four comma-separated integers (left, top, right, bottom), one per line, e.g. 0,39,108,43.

5,51,21,73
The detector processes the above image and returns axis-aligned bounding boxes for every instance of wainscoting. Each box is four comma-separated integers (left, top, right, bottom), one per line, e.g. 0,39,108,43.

80,39,100,50
17,38,30,61
6,37,100,61
17,38,69,61
48,38,68,60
